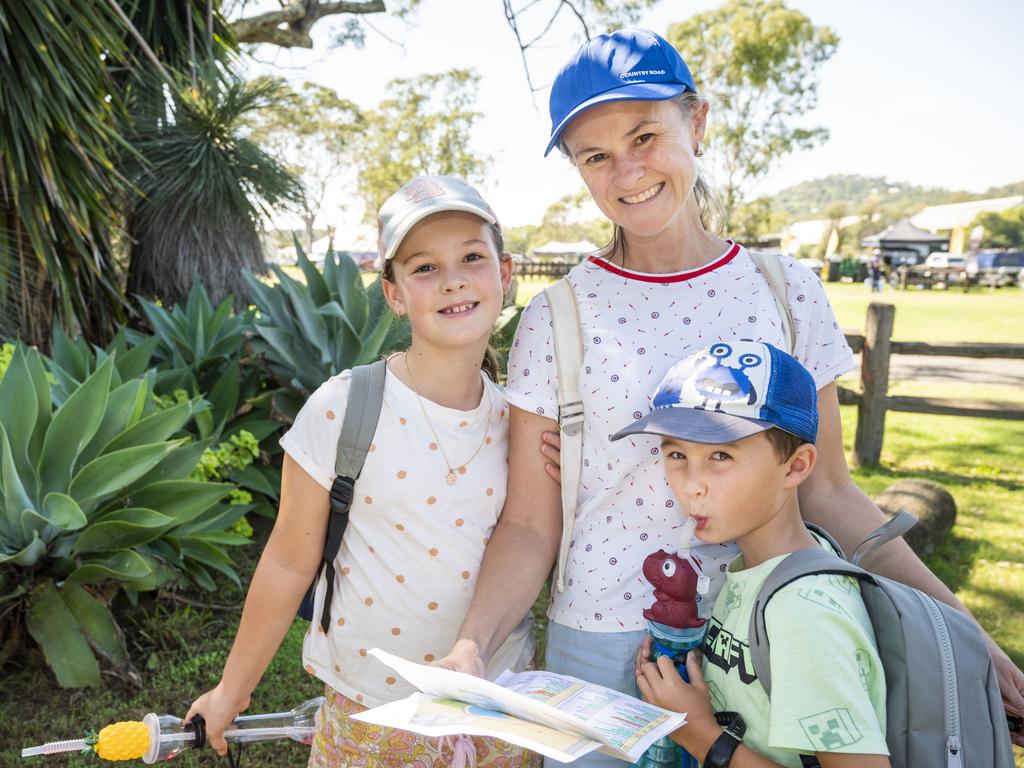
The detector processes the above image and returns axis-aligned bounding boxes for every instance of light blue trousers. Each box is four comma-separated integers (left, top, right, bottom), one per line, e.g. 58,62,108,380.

543,622,648,768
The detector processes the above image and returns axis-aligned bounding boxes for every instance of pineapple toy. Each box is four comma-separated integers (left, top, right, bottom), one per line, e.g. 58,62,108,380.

87,720,151,761
21,698,323,763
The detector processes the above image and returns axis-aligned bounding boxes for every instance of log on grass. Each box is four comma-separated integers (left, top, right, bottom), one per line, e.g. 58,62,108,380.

873,479,956,559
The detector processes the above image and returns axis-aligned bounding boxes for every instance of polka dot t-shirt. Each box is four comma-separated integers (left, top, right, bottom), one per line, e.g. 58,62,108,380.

280,369,534,707
505,243,856,632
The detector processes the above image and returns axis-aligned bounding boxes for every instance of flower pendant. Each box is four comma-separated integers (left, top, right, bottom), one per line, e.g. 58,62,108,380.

446,470,457,486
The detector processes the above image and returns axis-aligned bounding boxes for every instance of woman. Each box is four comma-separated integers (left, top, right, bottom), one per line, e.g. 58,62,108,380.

439,29,1024,765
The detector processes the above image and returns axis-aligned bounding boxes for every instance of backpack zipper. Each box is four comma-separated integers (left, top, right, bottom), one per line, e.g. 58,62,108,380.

915,591,963,768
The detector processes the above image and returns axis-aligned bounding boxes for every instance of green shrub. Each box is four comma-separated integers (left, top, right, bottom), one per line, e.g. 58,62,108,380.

0,344,249,688
244,243,408,421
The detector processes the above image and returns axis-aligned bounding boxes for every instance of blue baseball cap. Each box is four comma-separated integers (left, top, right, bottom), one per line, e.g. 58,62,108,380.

610,341,818,446
545,28,696,157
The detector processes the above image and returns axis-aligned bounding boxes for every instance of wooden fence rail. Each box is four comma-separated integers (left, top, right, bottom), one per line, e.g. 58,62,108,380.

838,302,1024,466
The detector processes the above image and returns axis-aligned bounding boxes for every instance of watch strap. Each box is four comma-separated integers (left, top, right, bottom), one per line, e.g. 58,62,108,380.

705,712,745,768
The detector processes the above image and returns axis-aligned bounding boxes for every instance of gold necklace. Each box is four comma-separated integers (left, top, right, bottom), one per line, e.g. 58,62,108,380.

402,353,492,486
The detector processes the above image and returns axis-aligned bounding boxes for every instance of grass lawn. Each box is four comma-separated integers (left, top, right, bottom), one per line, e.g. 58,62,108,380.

2,276,1021,767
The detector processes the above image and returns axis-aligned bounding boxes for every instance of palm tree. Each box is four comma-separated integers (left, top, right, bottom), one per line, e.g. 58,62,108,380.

0,1,131,347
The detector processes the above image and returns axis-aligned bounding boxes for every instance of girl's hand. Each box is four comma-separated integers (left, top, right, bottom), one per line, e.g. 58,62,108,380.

636,650,715,731
185,684,250,757
433,639,487,678
540,431,561,485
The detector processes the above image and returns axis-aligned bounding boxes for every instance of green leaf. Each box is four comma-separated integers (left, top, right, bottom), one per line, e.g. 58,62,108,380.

25,348,52,460
297,239,331,305
60,583,128,665
116,336,159,380
0,345,40,489
39,357,114,495
1,423,37,518
120,438,212,493
229,464,279,500
127,481,232,525
79,378,147,466
67,550,153,585
103,400,194,454
20,508,51,541
0,533,46,566
69,443,178,507
42,493,88,530
206,359,239,433
26,580,101,688
72,509,174,554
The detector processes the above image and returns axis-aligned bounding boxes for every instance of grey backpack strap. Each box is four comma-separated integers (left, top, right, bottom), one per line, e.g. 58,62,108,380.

748,548,873,698
317,359,387,633
334,360,388,478
849,510,917,566
544,278,584,594
748,250,796,355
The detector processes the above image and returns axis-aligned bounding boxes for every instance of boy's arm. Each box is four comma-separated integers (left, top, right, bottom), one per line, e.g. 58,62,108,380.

799,382,1024,721
186,455,328,754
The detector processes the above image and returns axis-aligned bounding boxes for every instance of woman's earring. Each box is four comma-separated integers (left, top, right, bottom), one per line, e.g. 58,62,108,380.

695,142,704,158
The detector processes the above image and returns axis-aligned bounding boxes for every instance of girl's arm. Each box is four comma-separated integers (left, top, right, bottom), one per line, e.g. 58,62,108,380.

186,455,329,755
636,652,891,768
799,382,1024,727
438,406,563,673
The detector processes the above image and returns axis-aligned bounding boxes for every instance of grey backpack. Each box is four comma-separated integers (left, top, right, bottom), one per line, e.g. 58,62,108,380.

748,513,1014,767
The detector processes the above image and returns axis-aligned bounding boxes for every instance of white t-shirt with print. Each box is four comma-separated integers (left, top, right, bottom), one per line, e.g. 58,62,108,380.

505,243,856,632
280,369,534,708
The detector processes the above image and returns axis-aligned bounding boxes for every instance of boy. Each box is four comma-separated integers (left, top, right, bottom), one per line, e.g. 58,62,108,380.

611,340,890,768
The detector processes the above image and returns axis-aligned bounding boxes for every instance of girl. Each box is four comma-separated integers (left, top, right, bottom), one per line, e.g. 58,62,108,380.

188,175,540,768
439,28,1024,766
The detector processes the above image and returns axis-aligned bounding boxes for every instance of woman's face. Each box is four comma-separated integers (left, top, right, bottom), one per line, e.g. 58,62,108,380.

561,98,707,240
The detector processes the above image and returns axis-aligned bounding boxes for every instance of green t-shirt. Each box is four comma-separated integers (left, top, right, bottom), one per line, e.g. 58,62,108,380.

700,537,889,766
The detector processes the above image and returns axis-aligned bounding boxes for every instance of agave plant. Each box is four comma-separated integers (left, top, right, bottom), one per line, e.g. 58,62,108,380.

0,344,248,687
244,244,408,420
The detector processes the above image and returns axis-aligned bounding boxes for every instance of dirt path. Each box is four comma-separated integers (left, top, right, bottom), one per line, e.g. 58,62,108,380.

888,355,1024,387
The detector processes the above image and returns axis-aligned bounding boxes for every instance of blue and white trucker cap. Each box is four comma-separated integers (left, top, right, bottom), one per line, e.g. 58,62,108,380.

610,341,818,445
545,28,696,157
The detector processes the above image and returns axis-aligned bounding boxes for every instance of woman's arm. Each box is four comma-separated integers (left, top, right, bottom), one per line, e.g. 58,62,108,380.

186,455,329,754
800,382,1024,726
438,406,563,673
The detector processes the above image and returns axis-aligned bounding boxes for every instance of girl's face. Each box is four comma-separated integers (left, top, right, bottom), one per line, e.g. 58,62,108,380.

561,98,707,240
382,211,512,353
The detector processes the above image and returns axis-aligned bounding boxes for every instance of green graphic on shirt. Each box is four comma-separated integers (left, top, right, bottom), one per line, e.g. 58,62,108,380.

796,576,849,616
724,583,744,612
798,708,863,751
706,680,726,712
826,573,855,594
855,649,874,692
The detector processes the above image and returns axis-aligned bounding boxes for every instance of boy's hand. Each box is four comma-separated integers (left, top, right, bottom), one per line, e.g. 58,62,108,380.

636,650,715,730
185,685,250,757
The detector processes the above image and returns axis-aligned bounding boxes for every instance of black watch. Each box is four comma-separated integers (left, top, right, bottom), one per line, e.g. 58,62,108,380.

704,711,746,768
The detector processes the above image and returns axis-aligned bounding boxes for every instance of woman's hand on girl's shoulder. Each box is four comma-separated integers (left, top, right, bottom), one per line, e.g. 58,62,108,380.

432,639,487,677
185,684,251,757
540,430,561,485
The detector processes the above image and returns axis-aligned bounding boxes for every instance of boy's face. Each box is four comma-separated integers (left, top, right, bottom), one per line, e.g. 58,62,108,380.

660,432,802,547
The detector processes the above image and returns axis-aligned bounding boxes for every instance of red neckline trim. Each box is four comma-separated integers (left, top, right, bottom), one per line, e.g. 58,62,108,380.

586,241,740,283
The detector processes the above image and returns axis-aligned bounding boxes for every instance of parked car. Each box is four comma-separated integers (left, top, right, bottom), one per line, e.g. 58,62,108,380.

968,251,1024,287
924,252,965,269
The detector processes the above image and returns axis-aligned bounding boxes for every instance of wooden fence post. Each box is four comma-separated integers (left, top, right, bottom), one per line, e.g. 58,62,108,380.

853,302,895,467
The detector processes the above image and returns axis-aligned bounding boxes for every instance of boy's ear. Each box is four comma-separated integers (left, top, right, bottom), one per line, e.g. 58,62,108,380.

380,274,405,316
783,443,817,489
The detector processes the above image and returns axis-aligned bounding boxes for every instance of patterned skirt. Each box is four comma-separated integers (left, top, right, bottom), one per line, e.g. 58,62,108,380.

307,685,544,768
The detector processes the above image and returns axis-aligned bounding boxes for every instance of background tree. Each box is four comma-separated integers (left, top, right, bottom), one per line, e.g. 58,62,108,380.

351,69,489,222
125,73,303,309
973,207,1024,250
667,0,838,227
0,1,130,348
246,80,363,252
504,190,612,255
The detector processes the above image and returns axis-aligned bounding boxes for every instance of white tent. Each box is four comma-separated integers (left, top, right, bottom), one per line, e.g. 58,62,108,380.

533,240,599,256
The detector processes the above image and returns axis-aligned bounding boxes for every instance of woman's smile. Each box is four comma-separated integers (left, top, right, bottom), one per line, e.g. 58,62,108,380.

620,182,665,205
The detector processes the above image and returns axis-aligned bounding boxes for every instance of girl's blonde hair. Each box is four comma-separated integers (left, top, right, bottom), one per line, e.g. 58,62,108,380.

559,92,723,263
381,220,504,382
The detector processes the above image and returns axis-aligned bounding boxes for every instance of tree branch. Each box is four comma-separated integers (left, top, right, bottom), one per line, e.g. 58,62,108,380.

231,0,386,48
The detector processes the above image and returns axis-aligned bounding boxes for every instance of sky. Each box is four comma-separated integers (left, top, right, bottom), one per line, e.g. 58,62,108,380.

243,0,1024,236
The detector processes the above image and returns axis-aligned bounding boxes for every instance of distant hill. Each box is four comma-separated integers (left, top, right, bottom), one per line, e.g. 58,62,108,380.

768,174,1024,221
